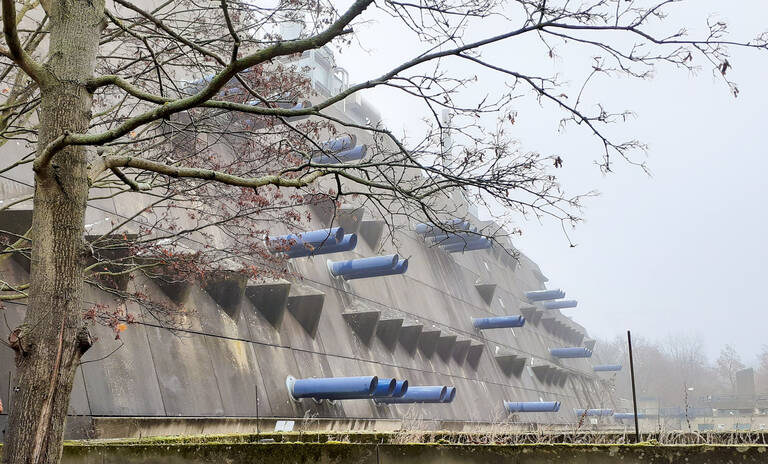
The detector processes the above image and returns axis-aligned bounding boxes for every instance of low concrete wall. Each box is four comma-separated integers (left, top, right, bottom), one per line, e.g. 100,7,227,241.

4,443,766,464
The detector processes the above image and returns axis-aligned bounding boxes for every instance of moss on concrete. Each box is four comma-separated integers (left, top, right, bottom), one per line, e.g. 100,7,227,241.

5,434,768,463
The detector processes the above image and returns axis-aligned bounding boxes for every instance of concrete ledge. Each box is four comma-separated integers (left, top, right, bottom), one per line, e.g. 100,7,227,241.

285,283,325,337
342,307,381,344
436,332,457,361
466,342,484,369
358,220,384,248
398,321,423,354
418,327,441,358
474,283,496,305
337,207,365,233
376,313,404,351
245,279,291,327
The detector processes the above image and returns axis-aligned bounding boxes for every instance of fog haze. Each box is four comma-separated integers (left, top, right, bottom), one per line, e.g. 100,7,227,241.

333,1,768,364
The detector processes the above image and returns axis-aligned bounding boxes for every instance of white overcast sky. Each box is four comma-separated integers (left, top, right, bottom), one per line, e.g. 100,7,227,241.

330,0,768,365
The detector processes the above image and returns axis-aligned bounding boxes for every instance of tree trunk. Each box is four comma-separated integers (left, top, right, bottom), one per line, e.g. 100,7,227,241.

3,1,103,463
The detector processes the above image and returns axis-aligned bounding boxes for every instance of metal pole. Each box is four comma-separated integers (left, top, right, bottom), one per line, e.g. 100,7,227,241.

627,330,640,443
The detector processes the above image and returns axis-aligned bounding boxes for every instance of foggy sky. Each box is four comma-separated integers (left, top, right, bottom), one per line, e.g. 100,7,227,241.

332,1,768,365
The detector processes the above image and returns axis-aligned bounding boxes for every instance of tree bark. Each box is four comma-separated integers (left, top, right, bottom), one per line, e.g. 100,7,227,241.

3,1,103,463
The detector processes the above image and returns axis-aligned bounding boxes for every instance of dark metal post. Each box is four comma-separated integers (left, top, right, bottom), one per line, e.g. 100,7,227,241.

627,330,640,443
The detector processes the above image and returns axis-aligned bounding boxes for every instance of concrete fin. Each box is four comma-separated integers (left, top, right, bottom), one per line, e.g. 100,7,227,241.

540,316,554,332
474,283,497,305
336,207,365,233
307,194,336,225
342,307,381,344
84,234,139,290
285,283,325,337
376,312,404,351
520,305,542,325
452,338,471,364
418,327,441,358
436,333,458,361
358,220,384,249
203,270,247,318
466,342,485,369
151,276,192,303
532,364,554,383
495,349,527,377
245,279,291,327
398,320,423,354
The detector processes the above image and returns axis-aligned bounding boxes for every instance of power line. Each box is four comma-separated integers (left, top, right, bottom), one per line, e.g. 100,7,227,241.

1,299,579,400
0,172,598,383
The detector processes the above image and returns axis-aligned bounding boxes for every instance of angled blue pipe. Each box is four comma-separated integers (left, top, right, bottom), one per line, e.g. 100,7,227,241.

392,379,409,397
430,232,481,244
593,364,622,372
322,135,356,153
542,300,578,310
472,315,526,330
342,258,408,280
374,386,447,404
289,376,377,400
268,227,344,254
614,412,647,420
312,145,368,164
551,347,593,358
444,239,492,253
442,386,456,403
574,409,614,417
372,378,398,398
329,254,398,277
526,289,566,301
440,236,490,247
286,234,357,258
505,401,561,413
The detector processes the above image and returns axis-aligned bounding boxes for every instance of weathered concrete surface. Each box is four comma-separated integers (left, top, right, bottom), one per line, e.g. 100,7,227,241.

3,442,767,464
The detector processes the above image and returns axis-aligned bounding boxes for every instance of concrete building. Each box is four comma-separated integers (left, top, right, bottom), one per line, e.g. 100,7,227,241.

0,39,617,440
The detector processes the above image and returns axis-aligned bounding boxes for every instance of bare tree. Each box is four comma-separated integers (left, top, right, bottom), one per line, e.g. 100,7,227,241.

716,344,746,394
0,0,767,463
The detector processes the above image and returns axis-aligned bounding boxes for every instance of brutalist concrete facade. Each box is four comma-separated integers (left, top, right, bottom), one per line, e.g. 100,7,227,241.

0,43,616,440
0,195,616,438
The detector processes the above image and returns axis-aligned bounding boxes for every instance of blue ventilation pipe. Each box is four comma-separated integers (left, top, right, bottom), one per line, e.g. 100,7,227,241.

328,254,408,280
525,289,566,302
342,258,408,280
551,347,593,358
442,386,457,403
472,315,526,330
392,379,408,397
542,300,578,310
374,386,447,404
574,409,614,417
504,401,561,413
614,412,647,420
444,239,492,253
268,227,344,254
285,234,357,258
288,376,377,400
371,378,398,398
430,232,480,244
312,145,368,164
322,135,356,153
593,364,622,372
415,219,470,236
